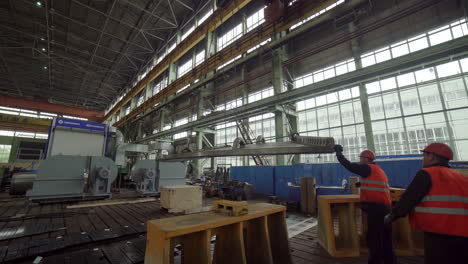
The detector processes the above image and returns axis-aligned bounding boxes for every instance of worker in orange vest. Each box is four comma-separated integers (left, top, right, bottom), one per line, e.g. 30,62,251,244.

384,142,468,264
334,145,394,264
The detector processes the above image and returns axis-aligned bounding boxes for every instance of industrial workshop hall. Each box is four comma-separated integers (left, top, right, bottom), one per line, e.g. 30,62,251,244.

0,0,467,263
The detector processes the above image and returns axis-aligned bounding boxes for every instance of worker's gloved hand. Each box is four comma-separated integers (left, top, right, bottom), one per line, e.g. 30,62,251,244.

384,213,395,225
334,144,343,153
355,182,361,188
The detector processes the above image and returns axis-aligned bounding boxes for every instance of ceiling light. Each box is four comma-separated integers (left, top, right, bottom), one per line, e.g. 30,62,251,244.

36,1,42,7
41,48,46,52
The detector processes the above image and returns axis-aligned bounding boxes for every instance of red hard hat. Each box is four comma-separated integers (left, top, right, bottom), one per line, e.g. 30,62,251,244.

360,150,376,161
420,142,453,160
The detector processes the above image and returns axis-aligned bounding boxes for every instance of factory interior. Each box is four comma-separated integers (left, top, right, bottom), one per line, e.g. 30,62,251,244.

0,0,467,263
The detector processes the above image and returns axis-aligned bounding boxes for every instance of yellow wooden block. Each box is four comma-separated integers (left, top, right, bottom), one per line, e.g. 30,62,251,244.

389,187,406,202
317,195,360,258
213,200,248,216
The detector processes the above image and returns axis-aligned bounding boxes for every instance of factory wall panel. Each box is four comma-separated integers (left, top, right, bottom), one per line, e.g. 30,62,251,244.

232,158,434,198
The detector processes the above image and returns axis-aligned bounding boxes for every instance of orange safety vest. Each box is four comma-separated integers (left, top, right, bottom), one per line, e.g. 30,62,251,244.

360,164,392,205
409,166,468,237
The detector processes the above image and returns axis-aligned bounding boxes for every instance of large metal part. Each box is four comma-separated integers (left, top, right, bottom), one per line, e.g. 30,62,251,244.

27,155,118,201
160,136,335,161
131,159,157,195
115,143,150,167
10,172,36,195
131,160,186,193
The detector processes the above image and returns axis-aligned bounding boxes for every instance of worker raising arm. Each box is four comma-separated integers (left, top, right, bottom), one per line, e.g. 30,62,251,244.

334,145,394,264
384,142,468,264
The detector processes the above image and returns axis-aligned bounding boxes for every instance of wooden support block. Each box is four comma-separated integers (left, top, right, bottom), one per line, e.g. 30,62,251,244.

389,187,406,202
244,216,273,264
349,177,359,195
145,203,290,264
181,230,211,264
300,178,316,215
317,195,360,258
213,222,246,264
213,200,248,216
267,211,292,264
306,178,316,215
300,178,308,214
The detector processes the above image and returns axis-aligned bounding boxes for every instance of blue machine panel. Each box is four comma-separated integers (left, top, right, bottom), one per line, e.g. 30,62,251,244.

54,117,106,132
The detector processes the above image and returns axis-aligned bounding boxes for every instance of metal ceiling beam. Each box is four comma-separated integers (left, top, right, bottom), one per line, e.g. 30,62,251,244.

117,0,178,28
0,51,22,96
0,50,121,94
71,0,165,42
166,0,179,27
47,8,154,52
78,0,118,107
104,0,253,122
99,0,166,100
0,93,105,121
0,113,51,133
44,0,53,92
0,24,137,74
176,0,194,11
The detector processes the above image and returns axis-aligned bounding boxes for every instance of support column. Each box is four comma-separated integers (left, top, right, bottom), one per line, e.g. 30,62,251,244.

272,39,288,165
349,23,375,152
240,65,250,166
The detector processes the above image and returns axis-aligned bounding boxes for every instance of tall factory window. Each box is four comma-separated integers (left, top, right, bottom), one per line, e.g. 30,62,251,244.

297,86,365,162
218,24,243,51
361,18,468,68
195,50,205,66
246,8,265,32
365,57,468,160
174,131,188,139
215,121,243,166
294,59,356,89
217,55,241,70
248,87,274,103
290,0,345,30
198,9,213,25
0,145,11,162
247,113,276,165
178,58,193,77
181,25,195,41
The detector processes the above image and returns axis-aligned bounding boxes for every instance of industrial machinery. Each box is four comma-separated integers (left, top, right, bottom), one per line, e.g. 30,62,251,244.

131,160,186,195
9,171,36,196
131,160,157,196
160,134,335,161
27,155,117,201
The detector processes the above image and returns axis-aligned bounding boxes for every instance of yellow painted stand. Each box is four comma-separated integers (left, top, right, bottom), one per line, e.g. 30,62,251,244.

360,188,424,256
144,203,292,264
317,195,361,257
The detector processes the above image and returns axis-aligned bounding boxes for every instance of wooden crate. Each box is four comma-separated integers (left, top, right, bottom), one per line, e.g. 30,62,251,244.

160,186,202,213
145,203,292,264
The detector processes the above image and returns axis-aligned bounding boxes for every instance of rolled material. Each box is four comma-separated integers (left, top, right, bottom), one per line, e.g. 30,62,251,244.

10,172,36,195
